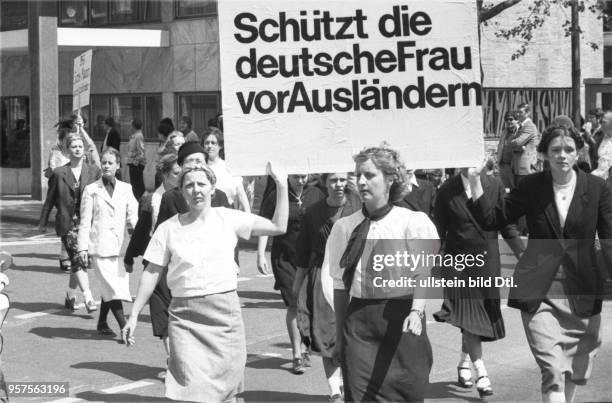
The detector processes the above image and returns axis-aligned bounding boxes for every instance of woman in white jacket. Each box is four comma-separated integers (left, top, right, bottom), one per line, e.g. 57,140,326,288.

78,148,138,336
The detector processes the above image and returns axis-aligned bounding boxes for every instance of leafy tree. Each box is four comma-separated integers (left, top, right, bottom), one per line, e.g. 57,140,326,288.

476,0,610,125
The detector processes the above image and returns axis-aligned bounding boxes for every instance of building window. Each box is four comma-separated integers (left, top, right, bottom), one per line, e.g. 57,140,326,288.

59,0,88,26
61,94,161,141
58,0,160,27
58,97,91,132
604,1,612,32
605,46,612,77
175,0,216,18
1,0,28,31
1,97,29,168
176,93,221,135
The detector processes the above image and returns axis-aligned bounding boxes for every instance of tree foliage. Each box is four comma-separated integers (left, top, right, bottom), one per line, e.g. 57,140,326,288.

477,0,609,60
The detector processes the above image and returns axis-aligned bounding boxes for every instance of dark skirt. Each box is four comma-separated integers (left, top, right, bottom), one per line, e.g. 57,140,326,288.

60,218,88,273
271,249,297,308
342,298,433,403
149,267,171,339
296,267,336,357
433,292,505,341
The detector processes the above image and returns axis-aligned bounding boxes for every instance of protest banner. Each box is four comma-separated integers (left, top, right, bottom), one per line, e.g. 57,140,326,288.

72,49,92,111
218,0,484,175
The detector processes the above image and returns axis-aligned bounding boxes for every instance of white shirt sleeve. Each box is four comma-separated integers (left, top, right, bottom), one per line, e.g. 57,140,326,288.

220,207,255,240
143,221,172,267
324,219,351,291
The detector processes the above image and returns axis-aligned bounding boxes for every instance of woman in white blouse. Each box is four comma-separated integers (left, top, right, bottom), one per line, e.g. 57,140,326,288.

325,145,439,402
122,162,288,402
203,128,251,212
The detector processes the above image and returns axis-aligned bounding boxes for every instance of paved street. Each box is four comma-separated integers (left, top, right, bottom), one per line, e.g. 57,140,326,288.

0,218,611,402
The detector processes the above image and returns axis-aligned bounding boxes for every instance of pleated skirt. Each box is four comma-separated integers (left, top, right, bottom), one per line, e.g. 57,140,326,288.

166,291,246,403
433,285,505,341
342,298,432,403
521,280,602,394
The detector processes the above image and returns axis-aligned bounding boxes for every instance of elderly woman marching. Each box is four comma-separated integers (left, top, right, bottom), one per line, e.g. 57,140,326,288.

326,145,439,402
77,147,138,335
123,162,289,402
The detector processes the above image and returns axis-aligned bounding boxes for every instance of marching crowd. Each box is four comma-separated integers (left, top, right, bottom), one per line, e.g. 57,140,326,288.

29,105,612,403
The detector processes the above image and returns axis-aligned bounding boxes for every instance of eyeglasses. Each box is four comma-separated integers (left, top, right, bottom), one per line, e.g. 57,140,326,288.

505,119,516,122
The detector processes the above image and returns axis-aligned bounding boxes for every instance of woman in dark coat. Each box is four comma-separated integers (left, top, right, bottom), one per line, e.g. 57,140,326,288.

258,174,325,374
292,173,360,400
433,169,507,397
467,125,612,403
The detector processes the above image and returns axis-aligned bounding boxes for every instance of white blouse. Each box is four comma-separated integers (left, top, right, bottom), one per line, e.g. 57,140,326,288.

144,207,255,298
325,206,439,299
552,171,576,229
209,159,243,206
592,136,612,180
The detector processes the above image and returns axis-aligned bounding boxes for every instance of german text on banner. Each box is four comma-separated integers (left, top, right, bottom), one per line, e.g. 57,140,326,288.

72,49,92,111
218,0,484,175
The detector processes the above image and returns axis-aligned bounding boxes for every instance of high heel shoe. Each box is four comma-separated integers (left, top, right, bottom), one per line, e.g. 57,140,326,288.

476,376,493,397
457,366,473,388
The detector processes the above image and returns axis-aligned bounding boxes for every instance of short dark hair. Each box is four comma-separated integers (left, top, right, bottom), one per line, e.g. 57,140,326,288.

101,147,121,164
537,125,584,154
504,111,518,121
131,118,143,130
517,103,530,113
158,117,175,137
181,116,192,129
104,116,115,127
588,108,604,120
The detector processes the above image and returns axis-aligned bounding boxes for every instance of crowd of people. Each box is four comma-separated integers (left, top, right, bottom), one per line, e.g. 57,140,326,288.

33,106,612,403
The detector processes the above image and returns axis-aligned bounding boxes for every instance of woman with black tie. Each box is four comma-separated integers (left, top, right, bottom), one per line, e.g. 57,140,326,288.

467,125,612,403
326,145,439,402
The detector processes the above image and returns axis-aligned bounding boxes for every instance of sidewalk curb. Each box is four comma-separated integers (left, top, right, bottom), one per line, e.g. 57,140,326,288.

0,214,46,227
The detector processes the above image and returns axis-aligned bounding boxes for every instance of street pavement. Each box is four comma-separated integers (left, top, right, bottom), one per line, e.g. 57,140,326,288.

1,198,612,402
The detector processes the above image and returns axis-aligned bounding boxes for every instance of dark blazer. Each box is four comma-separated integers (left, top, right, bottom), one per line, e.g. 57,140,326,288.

40,163,101,235
395,178,436,218
470,168,612,317
103,127,121,151
434,174,502,287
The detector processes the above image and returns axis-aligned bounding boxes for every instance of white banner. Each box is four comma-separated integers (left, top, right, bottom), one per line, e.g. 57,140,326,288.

72,49,92,111
218,0,484,175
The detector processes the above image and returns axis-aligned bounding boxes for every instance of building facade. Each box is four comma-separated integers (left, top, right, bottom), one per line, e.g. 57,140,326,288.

0,0,610,196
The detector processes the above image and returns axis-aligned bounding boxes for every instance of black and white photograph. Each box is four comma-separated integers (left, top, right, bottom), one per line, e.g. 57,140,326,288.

1,0,612,402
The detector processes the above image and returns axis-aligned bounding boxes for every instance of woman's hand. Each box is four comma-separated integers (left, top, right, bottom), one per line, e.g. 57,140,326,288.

257,253,271,275
266,161,287,185
78,251,88,265
74,115,84,131
402,311,423,336
122,317,137,346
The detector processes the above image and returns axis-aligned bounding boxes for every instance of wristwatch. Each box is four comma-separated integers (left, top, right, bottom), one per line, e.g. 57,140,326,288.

410,308,424,319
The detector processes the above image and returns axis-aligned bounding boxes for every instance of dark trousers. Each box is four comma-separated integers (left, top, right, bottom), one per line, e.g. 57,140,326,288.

128,164,145,200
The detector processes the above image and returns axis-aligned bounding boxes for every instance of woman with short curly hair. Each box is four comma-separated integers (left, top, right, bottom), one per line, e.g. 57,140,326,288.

326,144,439,401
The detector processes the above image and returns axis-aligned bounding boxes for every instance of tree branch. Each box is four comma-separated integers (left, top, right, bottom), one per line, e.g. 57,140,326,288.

479,0,524,23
